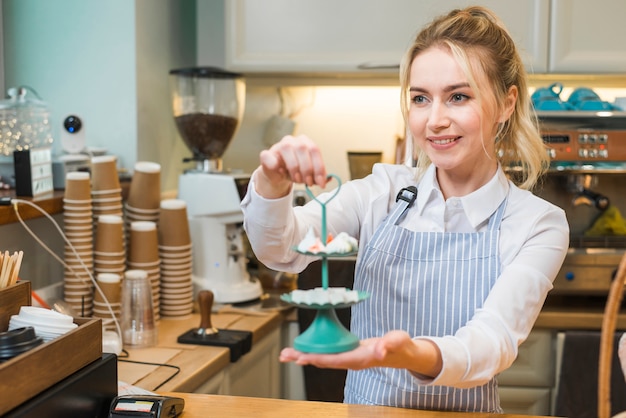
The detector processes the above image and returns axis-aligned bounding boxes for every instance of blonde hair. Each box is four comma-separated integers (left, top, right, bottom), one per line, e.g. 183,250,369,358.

399,6,547,190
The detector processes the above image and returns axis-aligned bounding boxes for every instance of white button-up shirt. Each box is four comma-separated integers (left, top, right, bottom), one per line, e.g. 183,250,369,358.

241,163,569,386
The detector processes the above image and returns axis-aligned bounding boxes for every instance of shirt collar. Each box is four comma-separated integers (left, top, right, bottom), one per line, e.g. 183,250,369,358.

415,164,509,228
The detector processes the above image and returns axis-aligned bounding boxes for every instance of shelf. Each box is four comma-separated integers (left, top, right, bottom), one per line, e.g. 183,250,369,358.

0,190,64,225
0,179,131,226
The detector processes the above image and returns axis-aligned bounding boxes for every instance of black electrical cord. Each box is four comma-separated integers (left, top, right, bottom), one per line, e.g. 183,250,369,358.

117,349,181,391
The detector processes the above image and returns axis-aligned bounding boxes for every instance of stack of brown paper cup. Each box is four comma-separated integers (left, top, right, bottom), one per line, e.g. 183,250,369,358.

92,272,122,331
91,155,121,191
126,162,161,213
91,156,124,228
94,215,126,279
125,162,161,237
158,199,193,318
63,171,94,317
127,221,161,320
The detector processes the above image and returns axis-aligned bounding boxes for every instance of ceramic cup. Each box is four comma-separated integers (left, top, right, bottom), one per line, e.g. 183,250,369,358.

531,83,574,111
566,87,601,108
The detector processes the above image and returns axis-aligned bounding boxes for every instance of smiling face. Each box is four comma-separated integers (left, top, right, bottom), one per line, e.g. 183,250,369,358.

407,46,515,196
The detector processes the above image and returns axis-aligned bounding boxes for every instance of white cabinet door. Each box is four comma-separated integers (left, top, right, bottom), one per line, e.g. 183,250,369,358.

498,330,555,387
225,327,282,398
218,0,549,74
499,387,552,415
549,0,626,73
497,330,556,416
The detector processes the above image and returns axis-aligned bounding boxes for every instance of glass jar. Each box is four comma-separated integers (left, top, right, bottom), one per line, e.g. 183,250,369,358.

0,86,54,156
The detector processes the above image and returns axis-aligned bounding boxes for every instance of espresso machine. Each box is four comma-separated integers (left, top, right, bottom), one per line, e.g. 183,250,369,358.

170,67,262,304
533,112,626,297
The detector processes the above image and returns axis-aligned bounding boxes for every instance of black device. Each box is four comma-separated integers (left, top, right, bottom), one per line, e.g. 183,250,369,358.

13,147,54,196
109,395,184,418
5,354,117,418
63,115,83,134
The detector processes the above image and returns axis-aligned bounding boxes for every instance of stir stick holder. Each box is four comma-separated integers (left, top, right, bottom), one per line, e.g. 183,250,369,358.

281,174,368,353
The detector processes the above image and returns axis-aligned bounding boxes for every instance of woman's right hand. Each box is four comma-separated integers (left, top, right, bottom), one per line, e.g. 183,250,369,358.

255,134,328,199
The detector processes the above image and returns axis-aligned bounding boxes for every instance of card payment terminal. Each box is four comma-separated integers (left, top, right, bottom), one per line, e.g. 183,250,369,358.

109,395,184,417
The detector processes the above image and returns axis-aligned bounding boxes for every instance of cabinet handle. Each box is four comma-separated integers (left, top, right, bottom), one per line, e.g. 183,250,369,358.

357,62,400,70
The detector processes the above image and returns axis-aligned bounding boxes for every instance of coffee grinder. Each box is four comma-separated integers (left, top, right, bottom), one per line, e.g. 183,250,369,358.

170,67,262,304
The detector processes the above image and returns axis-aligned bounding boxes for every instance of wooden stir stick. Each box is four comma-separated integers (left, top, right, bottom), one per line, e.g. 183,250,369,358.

0,251,10,288
0,250,24,289
9,251,23,287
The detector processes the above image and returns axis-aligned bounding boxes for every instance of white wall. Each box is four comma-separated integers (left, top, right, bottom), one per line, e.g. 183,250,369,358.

219,85,404,188
0,0,196,291
3,0,137,167
2,0,197,192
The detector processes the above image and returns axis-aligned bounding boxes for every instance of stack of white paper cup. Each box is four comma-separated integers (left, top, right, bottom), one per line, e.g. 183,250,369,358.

91,156,124,228
92,272,122,331
127,221,161,320
157,199,193,318
63,171,95,317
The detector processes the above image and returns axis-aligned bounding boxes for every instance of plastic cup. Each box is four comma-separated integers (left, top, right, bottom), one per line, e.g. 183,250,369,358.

127,161,161,211
158,199,191,247
91,156,120,192
64,172,92,201
121,269,157,348
95,215,125,253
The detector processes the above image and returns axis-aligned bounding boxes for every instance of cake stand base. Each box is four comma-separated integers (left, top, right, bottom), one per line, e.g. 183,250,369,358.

294,307,359,353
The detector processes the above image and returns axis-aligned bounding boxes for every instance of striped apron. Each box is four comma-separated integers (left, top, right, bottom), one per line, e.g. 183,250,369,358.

344,186,506,412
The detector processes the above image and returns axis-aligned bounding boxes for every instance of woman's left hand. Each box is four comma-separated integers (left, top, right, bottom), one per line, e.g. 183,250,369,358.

279,330,442,377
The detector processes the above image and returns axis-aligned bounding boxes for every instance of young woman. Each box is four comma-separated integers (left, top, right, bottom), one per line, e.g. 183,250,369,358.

241,6,569,413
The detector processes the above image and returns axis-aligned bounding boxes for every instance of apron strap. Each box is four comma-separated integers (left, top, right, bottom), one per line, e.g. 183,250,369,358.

391,185,418,225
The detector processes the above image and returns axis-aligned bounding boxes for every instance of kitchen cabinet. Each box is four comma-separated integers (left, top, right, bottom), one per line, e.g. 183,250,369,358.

497,330,556,415
198,0,549,75
193,327,282,398
548,0,626,73
199,0,626,76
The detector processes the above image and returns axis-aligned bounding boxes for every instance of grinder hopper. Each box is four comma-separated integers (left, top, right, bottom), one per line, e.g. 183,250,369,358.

169,67,245,172
170,67,263,304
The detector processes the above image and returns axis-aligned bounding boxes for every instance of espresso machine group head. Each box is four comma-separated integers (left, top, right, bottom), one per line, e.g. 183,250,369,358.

170,67,262,304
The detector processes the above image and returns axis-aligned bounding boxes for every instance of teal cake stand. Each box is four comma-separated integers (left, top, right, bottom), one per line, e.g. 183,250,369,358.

281,175,369,354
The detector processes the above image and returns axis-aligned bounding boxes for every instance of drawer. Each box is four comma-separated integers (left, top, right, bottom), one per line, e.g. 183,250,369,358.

499,386,552,415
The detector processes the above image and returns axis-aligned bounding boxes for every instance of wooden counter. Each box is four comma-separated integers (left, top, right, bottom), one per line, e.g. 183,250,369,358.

118,309,284,393
161,392,549,418
536,306,626,330
536,295,626,331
